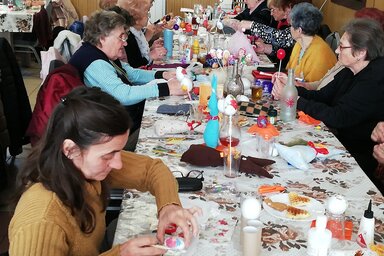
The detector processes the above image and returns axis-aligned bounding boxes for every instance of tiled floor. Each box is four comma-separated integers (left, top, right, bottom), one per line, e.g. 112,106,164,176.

0,55,42,255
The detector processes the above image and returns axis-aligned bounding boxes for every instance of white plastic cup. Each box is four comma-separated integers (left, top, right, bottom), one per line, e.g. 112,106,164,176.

243,225,262,256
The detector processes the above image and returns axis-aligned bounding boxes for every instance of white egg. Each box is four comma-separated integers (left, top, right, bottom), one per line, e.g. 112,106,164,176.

241,77,251,90
326,195,348,215
178,34,187,45
176,67,185,81
224,105,237,116
241,198,261,220
236,95,249,102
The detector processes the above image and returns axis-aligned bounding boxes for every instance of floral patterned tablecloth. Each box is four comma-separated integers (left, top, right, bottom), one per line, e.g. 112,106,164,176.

114,96,383,255
0,5,36,32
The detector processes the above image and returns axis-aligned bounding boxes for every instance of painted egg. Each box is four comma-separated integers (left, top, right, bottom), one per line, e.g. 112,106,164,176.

164,236,185,250
277,49,286,60
257,116,268,128
178,34,187,45
173,24,179,30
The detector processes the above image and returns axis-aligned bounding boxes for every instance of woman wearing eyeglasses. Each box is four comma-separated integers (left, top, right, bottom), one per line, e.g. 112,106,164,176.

114,0,167,68
69,10,183,151
9,87,200,256
272,18,384,182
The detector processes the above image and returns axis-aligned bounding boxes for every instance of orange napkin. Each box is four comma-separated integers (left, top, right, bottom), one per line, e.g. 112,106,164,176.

298,111,321,125
311,219,353,240
247,123,280,138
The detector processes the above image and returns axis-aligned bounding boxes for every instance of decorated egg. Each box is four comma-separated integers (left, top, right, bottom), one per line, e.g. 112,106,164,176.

164,236,185,250
165,14,171,22
257,116,268,128
277,49,286,60
326,195,348,215
176,67,187,81
173,24,179,30
178,34,187,46
180,21,186,29
180,77,193,92
203,19,209,28
185,23,192,32
241,197,261,220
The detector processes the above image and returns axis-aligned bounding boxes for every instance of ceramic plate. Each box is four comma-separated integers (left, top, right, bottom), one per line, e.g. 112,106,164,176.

263,193,325,222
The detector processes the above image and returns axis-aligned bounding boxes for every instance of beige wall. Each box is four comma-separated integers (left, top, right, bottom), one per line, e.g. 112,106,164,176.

70,0,99,18
70,0,384,32
312,0,384,33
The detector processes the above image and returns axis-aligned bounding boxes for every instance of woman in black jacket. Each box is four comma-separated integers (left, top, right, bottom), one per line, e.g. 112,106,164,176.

272,19,384,183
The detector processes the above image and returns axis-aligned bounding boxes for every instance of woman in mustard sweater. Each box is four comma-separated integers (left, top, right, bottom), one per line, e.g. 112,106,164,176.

9,87,200,255
286,2,337,82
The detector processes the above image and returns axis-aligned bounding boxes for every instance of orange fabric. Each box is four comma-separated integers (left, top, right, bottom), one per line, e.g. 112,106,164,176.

247,123,280,137
311,219,353,240
298,111,321,125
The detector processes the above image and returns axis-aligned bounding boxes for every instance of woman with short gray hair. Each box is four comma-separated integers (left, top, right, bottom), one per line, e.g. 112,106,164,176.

272,18,384,186
286,2,337,82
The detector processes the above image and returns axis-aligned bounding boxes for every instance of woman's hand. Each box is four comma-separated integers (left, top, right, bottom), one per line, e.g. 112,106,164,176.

145,24,157,42
151,38,164,49
149,46,167,61
237,20,253,32
167,78,184,96
271,72,288,100
119,235,166,256
373,143,384,165
157,205,202,247
163,71,176,80
371,122,384,143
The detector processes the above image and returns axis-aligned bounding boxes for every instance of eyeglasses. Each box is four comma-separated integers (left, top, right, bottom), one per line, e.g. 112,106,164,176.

338,44,352,50
114,32,129,42
172,170,204,180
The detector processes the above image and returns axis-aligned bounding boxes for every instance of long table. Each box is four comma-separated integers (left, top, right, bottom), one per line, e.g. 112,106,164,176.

113,96,383,255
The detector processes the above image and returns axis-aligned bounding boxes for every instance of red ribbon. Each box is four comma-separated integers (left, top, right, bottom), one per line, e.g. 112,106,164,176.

206,115,219,121
307,141,329,155
187,120,202,131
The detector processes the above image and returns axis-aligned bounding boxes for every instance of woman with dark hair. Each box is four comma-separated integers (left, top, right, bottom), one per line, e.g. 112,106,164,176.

9,87,200,255
272,18,384,184
69,10,182,151
286,2,336,82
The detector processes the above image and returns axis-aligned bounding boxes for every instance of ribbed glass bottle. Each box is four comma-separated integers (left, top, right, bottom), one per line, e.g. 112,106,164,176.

279,69,298,122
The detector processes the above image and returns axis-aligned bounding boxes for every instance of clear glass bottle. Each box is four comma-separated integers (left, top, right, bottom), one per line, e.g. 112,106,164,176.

279,69,298,122
223,64,234,97
226,60,244,98
219,114,241,178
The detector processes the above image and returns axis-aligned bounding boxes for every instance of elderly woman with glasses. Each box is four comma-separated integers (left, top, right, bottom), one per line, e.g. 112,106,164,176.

69,11,182,151
272,18,384,182
114,0,167,68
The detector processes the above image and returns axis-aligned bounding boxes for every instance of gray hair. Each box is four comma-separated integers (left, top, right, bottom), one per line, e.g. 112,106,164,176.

289,2,322,36
343,18,384,60
83,10,127,46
